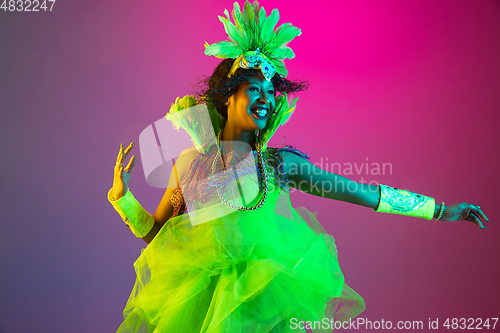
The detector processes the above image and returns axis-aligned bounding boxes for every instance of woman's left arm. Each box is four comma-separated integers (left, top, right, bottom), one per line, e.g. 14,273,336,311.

281,151,490,229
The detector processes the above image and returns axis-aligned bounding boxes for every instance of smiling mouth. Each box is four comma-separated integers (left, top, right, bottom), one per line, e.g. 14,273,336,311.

251,107,269,120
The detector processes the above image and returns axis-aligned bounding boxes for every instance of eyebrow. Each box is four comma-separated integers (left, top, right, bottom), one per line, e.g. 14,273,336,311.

247,82,275,89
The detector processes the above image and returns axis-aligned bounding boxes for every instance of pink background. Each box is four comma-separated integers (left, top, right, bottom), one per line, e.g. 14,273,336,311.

0,0,499,331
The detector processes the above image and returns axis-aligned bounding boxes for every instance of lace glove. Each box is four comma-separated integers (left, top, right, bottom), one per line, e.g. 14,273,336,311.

373,184,436,220
108,188,155,238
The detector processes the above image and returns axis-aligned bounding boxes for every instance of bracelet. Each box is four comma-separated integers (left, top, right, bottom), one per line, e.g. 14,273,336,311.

436,201,445,220
374,184,436,220
108,188,155,238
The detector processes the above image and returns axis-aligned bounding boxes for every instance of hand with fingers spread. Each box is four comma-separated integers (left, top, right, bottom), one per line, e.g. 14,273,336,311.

112,142,137,201
438,203,490,229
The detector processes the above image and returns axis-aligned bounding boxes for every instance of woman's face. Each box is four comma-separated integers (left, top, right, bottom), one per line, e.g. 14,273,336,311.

226,71,276,131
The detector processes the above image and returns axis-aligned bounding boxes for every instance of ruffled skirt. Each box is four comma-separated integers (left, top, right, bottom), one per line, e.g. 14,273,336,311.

117,190,365,332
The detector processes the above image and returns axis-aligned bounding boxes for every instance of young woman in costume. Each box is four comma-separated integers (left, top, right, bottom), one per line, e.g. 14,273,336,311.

108,1,490,332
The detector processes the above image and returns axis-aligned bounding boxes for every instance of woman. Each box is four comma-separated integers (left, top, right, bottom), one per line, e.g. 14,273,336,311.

108,2,489,332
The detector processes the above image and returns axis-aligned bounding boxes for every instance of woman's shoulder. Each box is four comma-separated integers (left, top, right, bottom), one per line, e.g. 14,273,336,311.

261,145,310,191
266,145,310,161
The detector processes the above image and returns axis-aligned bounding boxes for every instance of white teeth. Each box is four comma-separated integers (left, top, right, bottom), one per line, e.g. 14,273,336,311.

255,108,268,115
252,107,268,119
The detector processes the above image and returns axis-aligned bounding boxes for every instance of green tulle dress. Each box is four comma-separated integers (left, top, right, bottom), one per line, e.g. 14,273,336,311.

116,146,365,332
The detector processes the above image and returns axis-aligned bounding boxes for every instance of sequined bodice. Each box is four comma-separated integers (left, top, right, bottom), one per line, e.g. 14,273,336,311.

169,188,187,218
168,146,309,219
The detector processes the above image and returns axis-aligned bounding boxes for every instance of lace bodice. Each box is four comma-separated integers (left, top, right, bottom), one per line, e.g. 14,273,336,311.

167,145,309,219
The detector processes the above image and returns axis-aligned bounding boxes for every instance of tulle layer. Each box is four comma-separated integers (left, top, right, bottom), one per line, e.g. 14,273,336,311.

117,189,365,333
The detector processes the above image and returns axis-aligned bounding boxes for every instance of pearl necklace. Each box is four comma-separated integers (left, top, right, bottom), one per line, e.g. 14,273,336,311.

211,131,268,211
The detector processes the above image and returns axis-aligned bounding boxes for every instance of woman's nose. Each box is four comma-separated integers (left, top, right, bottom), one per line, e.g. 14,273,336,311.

258,90,268,103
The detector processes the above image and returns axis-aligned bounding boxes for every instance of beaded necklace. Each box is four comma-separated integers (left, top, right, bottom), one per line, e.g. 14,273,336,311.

211,131,268,210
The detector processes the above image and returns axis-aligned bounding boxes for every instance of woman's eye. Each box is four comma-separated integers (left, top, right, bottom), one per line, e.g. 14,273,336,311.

268,90,275,95
250,87,259,92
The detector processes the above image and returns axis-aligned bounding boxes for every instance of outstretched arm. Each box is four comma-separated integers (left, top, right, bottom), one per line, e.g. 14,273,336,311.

282,150,381,208
282,151,490,228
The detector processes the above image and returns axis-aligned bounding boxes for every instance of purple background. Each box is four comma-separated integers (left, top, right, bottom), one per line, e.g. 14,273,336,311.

1,0,499,331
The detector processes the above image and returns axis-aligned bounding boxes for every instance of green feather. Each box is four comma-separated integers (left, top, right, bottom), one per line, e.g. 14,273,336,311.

274,23,301,48
220,10,239,43
260,9,280,46
232,3,244,29
272,59,287,77
260,93,299,151
206,1,301,79
243,1,256,27
257,5,266,26
204,41,242,58
280,98,298,125
271,46,295,60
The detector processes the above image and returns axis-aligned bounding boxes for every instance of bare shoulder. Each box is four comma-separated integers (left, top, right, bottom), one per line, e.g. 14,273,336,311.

166,146,201,188
177,146,200,166
154,147,197,225
279,148,311,176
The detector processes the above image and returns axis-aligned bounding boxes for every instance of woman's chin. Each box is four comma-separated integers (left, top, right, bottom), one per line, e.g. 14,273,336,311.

254,121,268,131
250,113,268,129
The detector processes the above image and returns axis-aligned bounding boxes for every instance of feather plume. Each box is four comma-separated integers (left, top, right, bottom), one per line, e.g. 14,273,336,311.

204,0,301,78
260,93,298,151
165,96,226,154
204,41,242,59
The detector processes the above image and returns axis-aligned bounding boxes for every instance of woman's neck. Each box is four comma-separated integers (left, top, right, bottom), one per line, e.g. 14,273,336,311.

221,124,257,152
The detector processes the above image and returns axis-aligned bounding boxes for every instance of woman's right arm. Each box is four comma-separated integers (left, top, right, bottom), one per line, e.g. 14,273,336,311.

141,187,177,244
143,146,199,243
110,143,197,244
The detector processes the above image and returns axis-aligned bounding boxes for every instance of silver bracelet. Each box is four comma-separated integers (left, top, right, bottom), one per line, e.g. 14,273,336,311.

436,201,445,220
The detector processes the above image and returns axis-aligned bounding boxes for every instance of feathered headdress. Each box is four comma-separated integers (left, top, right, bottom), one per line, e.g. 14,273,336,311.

204,0,301,80
166,1,301,153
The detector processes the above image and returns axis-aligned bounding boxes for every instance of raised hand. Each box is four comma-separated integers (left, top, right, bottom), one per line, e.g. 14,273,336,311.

112,142,137,201
439,203,490,229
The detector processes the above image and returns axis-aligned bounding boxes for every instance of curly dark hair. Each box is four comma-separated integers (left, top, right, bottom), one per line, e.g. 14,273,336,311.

197,58,308,119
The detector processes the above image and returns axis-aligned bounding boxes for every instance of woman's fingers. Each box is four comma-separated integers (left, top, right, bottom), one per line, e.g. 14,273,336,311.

115,144,124,167
443,203,489,229
475,206,489,223
124,156,137,173
118,144,125,166
469,204,489,224
113,143,135,196
123,142,134,160
115,142,134,169
469,210,485,229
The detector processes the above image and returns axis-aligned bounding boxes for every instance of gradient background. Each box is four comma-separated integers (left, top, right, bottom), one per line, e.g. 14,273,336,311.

1,0,499,332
